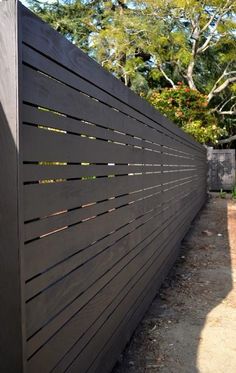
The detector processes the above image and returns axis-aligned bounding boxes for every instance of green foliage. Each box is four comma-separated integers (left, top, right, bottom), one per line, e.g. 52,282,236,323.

147,84,226,143
219,188,227,199
26,0,236,144
232,186,236,200
27,0,94,51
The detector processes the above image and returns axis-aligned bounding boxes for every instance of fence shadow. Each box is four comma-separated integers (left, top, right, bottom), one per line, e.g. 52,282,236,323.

112,195,233,373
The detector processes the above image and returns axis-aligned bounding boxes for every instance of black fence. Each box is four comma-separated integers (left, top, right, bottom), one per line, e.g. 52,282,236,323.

0,2,207,372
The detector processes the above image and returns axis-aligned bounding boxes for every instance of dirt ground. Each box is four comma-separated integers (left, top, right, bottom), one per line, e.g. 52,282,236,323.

112,193,236,373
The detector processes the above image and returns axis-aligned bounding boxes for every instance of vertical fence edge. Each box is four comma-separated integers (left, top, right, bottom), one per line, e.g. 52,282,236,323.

0,1,24,372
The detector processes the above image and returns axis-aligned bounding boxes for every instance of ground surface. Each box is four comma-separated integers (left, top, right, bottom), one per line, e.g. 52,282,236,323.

112,194,236,373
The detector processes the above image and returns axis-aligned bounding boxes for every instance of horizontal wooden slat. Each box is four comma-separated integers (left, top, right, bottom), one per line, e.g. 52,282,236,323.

23,175,199,242
24,163,196,183
22,104,163,154
22,125,162,165
19,103,203,164
23,185,155,242
23,169,201,222
23,174,159,221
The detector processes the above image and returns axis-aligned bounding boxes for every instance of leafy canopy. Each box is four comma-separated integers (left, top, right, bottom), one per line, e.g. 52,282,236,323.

27,0,236,144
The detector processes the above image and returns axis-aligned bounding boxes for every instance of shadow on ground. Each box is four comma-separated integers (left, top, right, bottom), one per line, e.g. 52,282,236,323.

112,194,236,373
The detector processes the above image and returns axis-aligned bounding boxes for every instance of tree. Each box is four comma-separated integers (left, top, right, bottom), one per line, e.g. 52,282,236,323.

26,0,236,143
147,83,226,143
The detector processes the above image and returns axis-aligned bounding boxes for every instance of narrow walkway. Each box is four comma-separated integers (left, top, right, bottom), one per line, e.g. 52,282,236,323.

113,194,236,373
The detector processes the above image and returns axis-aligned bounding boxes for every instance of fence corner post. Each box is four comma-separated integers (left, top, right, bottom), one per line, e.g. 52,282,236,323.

0,1,24,371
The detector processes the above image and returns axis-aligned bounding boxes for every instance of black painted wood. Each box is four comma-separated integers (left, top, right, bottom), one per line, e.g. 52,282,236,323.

0,2,24,372
24,178,199,293
26,190,189,339
26,191,200,372
53,195,201,373
26,188,199,365
22,124,162,165
0,3,207,373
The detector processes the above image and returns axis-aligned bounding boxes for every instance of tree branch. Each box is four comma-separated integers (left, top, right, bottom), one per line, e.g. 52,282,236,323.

159,65,176,88
218,134,236,144
225,71,236,76
213,77,236,94
185,1,234,90
218,110,236,115
197,1,233,54
217,96,236,112
208,64,236,102
186,16,199,89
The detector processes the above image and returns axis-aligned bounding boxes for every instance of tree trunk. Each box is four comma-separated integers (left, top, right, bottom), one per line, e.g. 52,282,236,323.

186,60,197,90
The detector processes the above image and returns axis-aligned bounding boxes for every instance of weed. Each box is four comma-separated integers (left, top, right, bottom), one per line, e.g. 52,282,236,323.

219,188,226,198
232,186,236,200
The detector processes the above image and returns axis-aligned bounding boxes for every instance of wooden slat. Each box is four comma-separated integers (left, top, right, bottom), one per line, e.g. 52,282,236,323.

23,185,157,241
22,125,162,165
22,101,204,163
24,175,198,242
23,171,198,221
23,164,197,183
23,163,161,183
23,174,160,221
22,126,203,172
22,121,203,169
22,104,162,154
22,106,180,163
